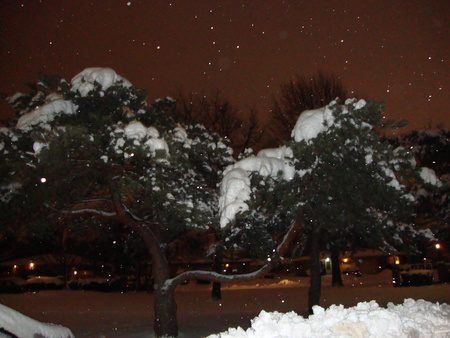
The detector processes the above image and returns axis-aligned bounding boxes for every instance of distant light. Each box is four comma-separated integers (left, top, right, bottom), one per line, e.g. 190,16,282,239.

325,257,330,262
29,262,35,270
40,177,47,183
342,258,349,263
435,243,441,249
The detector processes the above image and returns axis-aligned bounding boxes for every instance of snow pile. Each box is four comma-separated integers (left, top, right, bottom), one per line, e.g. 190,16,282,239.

70,67,132,96
209,299,450,338
0,303,74,338
16,99,77,130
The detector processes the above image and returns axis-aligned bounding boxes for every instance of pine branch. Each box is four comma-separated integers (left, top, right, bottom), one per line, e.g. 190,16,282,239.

59,208,116,217
162,219,301,292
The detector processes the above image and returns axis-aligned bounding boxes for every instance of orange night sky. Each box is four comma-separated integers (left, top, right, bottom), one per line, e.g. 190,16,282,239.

0,1,448,132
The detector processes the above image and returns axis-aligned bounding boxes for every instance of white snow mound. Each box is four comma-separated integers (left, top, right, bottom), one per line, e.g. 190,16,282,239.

0,303,74,338
71,67,132,96
16,99,77,130
218,148,295,228
420,167,442,187
209,299,450,338
291,106,335,142
219,168,251,228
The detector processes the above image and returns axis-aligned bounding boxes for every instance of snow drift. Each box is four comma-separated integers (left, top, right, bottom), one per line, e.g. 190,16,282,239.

209,299,450,338
0,303,74,338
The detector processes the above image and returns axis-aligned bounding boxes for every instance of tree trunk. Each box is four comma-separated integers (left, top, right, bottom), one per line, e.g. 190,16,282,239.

112,193,303,336
212,281,221,301
153,263,178,337
112,198,179,337
308,230,321,314
211,247,223,301
331,246,343,287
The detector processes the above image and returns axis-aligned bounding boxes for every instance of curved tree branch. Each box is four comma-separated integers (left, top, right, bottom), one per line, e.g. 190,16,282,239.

162,219,301,293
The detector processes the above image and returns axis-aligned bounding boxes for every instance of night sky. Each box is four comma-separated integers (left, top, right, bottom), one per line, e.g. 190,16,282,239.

0,1,448,132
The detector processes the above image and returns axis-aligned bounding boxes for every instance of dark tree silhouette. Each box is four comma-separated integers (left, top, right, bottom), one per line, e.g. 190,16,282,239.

175,89,263,155
269,71,349,145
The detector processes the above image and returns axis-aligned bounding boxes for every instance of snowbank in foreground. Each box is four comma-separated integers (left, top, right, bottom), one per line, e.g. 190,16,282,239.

209,299,450,338
0,303,74,338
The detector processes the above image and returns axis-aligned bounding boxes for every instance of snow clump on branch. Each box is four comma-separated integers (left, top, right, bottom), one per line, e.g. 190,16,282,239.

70,67,132,97
420,167,442,187
16,68,134,130
16,99,77,130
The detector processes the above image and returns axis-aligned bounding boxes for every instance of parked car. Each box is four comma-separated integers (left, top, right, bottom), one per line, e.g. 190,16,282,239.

392,263,434,287
342,266,362,277
0,278,27,293
69,277,128,292
25,276,64,291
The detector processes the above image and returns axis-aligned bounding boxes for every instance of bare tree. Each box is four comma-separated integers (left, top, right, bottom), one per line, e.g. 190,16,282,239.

269,71,349,145
175,89,263,155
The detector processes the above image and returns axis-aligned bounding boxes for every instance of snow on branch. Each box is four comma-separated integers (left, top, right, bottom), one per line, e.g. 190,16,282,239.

71,67,132,97
58,208,116,217
218,148,294,228
44,201,115,217
161,259,276,293
162,218,301,292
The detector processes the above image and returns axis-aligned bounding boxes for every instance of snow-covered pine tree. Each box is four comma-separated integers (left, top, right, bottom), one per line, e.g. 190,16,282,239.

1,68,237,337
391,129,449,259
218,98,438,313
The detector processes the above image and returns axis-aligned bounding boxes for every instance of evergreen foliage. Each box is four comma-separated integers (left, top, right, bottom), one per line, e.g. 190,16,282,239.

391,129,449,255
226,99,431,261
0,70,234,259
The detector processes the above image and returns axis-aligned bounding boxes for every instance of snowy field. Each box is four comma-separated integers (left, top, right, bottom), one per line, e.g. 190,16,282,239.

0,271,449,337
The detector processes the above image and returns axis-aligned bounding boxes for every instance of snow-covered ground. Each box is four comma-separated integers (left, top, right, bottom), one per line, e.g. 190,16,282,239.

0,271,449,337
